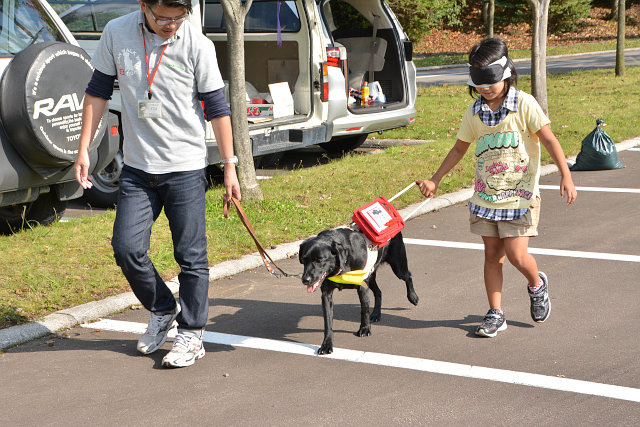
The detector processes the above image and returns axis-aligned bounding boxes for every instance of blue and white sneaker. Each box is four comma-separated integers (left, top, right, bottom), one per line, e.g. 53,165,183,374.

529,272,551,323
137,306,179,355
475,309,507,338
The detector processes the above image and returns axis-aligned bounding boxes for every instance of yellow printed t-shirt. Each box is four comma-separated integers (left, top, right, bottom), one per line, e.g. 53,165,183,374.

457,91,550,210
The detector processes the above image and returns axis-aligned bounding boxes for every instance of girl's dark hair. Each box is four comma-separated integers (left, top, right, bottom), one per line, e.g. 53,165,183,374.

141,0,193,14
467,37,517,98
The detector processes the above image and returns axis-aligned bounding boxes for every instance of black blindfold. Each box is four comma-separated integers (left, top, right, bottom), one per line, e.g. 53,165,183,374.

467,56,512,88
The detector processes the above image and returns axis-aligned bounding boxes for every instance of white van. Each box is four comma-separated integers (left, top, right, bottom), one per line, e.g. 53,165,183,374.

53,0,417,204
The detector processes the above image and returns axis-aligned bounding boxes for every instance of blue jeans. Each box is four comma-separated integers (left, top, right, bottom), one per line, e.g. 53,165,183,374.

112,165,209,330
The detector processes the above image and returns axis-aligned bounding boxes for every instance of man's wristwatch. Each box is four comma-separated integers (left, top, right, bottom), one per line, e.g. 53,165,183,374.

221,156,238,164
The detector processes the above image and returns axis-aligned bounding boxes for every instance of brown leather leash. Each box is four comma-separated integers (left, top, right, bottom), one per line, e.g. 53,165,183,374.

223,196,300,279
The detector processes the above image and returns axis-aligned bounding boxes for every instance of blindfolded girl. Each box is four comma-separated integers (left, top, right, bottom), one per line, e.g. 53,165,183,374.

416,37,577,338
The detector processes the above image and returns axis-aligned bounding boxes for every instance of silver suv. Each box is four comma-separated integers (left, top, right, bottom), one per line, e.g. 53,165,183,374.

0,0,118,232
52,0,416,204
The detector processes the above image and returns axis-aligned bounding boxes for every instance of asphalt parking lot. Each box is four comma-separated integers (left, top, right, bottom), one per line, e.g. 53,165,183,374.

1,142,639,425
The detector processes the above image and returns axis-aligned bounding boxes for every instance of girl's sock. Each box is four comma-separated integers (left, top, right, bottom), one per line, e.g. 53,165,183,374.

528,277,543,293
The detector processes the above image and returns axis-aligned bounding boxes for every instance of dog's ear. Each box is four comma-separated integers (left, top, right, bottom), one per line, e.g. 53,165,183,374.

331,240,349,272
299,238,311,263
299,236,318,263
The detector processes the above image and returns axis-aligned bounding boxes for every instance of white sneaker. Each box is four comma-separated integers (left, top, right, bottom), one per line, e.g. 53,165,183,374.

162,329,205,368
136,306,179,355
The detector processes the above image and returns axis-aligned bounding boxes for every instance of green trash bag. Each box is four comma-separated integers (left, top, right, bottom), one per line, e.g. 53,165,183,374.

570,118,625,171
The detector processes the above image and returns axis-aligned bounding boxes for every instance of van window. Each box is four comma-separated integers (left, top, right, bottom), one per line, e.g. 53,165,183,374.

49,0,139,33
0,0,65,55
204,0,300,33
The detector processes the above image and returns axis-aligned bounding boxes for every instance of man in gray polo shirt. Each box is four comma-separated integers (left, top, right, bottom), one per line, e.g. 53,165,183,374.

75,0,240,368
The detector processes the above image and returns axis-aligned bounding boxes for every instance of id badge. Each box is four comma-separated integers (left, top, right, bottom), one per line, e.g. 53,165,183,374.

138,99,163,118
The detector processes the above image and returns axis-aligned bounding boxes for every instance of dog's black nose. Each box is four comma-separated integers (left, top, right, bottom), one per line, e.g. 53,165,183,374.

301,276,311,286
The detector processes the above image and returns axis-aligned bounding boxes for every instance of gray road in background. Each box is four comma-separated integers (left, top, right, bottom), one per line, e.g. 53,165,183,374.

417,48,640,86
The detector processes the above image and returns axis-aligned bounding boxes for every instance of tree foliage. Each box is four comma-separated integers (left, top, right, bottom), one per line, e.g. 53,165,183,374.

495,0,591,33
592,0,639,7
388,0,467,41
389,1,617,40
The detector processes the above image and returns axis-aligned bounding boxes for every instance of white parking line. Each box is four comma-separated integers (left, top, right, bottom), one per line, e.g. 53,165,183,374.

627,148,640,151
83,319,640,403
539,185,640,193
403,239,640,262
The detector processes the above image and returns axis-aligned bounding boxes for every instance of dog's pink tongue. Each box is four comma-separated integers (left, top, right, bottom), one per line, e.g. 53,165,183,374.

306,281,320,293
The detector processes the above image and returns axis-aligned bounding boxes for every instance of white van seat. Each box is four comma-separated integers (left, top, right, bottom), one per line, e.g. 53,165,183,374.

337,37,387,89
292,74,310,114
267,59,309,114
267,59,298,93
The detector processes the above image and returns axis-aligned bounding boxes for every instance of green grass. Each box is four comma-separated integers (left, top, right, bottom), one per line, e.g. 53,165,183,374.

414,38,640,68
1,66,639,329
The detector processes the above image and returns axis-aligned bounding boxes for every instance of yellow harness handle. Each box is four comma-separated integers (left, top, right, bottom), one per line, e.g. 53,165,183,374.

328,270,369,286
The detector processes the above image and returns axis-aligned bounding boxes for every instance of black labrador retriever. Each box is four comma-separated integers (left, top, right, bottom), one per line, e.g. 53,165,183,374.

299,227,419,355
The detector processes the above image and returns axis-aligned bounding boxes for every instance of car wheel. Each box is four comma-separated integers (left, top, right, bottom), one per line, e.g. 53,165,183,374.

320,133,368,153
84,150,123,207
0,192,66,234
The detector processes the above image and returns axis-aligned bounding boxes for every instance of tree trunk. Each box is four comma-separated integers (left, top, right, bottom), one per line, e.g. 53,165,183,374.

527,0,549,116
487,0,495,38
220,0,263,200
615,0,625,77
610,0,619,20
482,1,488,29
482,0,495,37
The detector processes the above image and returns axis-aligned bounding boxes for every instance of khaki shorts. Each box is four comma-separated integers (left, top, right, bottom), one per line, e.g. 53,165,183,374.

470,196,541,238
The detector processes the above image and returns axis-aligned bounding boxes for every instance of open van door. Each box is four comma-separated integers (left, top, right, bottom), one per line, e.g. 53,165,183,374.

317,0,416,152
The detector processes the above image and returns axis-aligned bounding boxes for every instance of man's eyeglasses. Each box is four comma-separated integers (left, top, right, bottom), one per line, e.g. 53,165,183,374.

147,8,188,26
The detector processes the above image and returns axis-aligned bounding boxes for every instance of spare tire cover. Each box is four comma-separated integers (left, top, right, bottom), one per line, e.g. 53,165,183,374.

0,41,106,177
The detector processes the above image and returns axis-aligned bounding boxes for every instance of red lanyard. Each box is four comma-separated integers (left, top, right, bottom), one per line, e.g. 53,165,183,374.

142,27,168,100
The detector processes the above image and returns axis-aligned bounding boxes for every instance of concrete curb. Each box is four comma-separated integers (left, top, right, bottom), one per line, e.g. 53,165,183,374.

2,137,639,350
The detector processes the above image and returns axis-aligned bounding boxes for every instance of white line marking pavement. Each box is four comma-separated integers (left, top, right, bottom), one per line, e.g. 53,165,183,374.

403,239,640,262
627,148,640,151
83,319,640,403
539,185,640,193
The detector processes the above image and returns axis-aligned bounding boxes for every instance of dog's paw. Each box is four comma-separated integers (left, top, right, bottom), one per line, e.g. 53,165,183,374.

370,310,381,323
356,326,371,337
317,342,333,355
407,291,419,306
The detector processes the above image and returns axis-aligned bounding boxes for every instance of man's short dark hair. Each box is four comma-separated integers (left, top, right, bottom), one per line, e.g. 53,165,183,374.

141,0,193,14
